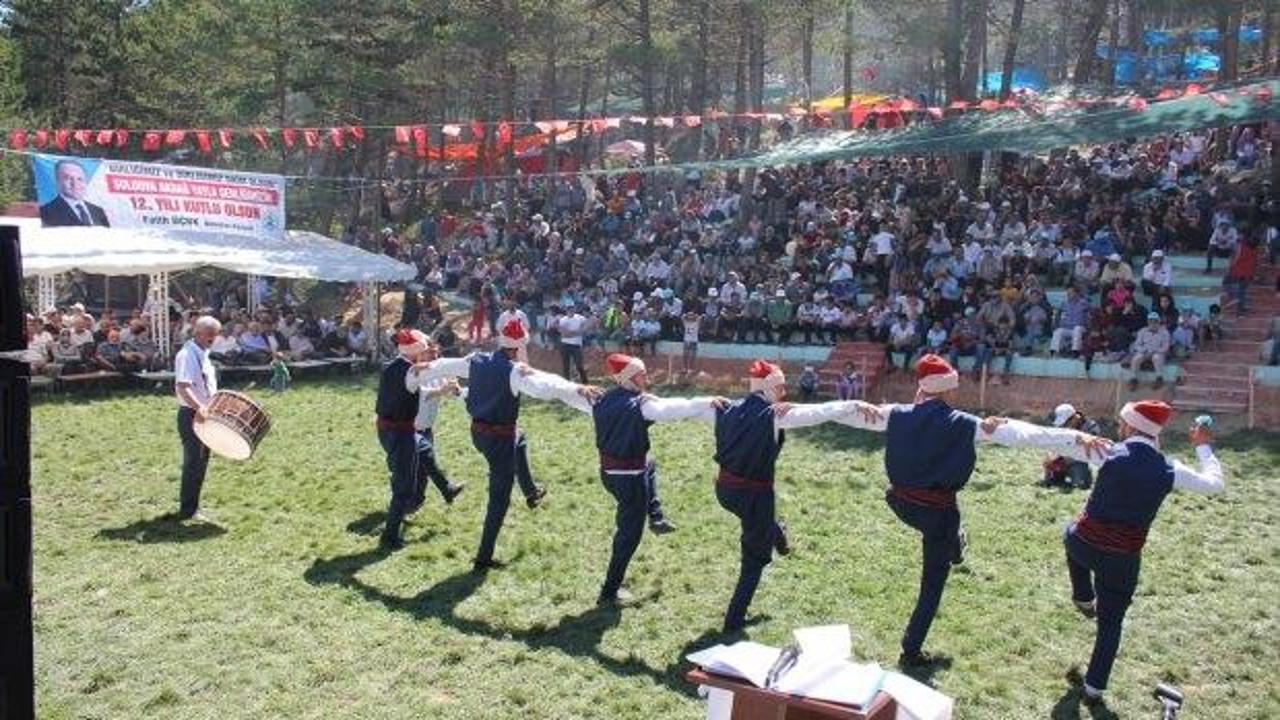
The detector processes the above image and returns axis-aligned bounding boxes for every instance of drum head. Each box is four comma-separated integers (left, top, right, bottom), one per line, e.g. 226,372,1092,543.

194,419,254,461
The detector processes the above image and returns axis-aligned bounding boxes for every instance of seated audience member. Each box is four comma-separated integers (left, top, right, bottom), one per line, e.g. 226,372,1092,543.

884,314,918,371
23,316,54,374
797,365,818,401
124,323,159,370
1199,304,1224,351
983,316,1016,382
288,331,321,361
836,361,863,400
345,320,368,356
93,329,127,372
1140,249,1173,298
1127,311,1171,390
1171,310,1200,358
209,324,241,363
1049,286,1089,357
1041,403,1100,489
238,321,274,364
51,328,89,374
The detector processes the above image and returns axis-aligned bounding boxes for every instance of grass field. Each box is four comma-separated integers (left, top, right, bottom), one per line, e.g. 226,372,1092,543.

31,377,1280,719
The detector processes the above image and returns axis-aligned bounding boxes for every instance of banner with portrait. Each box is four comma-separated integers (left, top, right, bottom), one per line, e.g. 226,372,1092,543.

31,153,286,239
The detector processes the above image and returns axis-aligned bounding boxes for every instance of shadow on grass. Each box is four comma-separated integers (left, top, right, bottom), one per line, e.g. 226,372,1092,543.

95,514,226,544
346,510,387,536
897,654,953,687
1049,687,1121,720
303,549,705,698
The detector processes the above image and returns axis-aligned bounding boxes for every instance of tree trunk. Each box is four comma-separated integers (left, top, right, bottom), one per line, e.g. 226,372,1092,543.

1057,0,1074,84
544,13,559,185
576,64,592,168
502,54,517,212
691,0,710,159
960,0,984,101
1220,2,1241,82
1106,0,1120,88
999,0,1025,100
639,0,657,168
734,4,749,149
801,2,815,112
944,0,964,101
1073,0,1109,85
749,4,765,150
843,0,854,111
599,58,612,168
1263,0,1275,75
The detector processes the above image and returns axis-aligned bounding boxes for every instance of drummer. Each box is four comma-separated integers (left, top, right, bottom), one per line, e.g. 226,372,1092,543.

174,315,221,522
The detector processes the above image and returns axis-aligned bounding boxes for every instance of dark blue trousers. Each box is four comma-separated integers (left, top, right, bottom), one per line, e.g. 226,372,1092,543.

715,483,779,630
414,428,452,507
177,406,210,517
378,429,418,544
472,429,538,564
1064,523,1141,691
599,461,658,599
886,492,961,655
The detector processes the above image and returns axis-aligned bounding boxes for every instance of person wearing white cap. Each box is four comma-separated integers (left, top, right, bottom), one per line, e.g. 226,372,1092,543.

1126,312,1170,390
713,359,882,632
554,353,725,605
1141,249,1173,298
1073,249,1101,293
1041,404,1100,489
1097,253,1133,290
415,319,602,571
983,400,1224,702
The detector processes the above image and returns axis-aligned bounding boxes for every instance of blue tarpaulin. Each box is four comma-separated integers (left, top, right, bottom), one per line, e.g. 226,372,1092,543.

981,66,1049,94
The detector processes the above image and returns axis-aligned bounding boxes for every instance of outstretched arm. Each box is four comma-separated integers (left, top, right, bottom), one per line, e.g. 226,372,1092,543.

774,400,883,430
833,402,896,432
977,417,1113,465
414,355,472,385
510,366,597,413
640,395,723,423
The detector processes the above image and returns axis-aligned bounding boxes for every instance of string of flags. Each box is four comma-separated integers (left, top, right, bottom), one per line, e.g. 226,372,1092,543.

4,81,1271,158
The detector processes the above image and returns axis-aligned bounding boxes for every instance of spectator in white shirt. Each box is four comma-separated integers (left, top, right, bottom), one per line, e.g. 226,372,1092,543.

1205,219,1238,273
173,316,221,520
1141,249,1173,298
1128,312,1171,390
557,304,589,383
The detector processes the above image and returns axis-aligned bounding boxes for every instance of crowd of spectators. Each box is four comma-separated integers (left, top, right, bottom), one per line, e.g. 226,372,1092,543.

385,124,1274,387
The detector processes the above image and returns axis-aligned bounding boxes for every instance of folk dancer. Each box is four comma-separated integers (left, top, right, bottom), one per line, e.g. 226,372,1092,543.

375,328,429,550
557,353,724,606
714,359,881,633
409,338,466,512
416,319,600,572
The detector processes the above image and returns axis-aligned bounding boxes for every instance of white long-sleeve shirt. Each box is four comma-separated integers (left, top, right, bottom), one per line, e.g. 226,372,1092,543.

558,392,721,474
839,409,1224,494
413,378,454,431
413,354,587,409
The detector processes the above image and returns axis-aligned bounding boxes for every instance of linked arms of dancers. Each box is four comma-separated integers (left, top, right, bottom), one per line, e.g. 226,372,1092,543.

411,355,602,408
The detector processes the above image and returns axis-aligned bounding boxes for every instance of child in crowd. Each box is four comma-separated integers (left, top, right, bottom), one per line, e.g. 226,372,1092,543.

798,365,818,401
269,352,291,393
836,361,863,400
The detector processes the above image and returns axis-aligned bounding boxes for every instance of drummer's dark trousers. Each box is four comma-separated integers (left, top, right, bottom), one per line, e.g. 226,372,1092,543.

177,406,210,517
378,428,418,544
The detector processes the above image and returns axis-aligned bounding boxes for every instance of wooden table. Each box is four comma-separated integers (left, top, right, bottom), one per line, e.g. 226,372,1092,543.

686,668,896,720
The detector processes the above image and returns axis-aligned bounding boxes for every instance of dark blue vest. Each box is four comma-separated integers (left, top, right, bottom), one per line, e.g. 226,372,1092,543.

1084,440,1175,530
375,357,418,422
592,387,652,462
884,399,978,491
714,393,783,483
465,352,521,425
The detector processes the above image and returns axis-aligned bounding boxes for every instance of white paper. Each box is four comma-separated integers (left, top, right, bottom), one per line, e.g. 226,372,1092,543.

792,624,852,661
882,671,954,720
686,641,781,688
774,658,884,708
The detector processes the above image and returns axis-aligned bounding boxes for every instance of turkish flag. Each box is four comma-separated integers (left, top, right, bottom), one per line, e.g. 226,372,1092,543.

164,129,186,147
95,129,114,146
142,131,162,152
251,129,270,149
552,120,570,132
849,104,869,128
978,99,999,111
497,121,512,144
655,117,675,128
218,129,234,149
8,130,27,150
114,129,129,148
898,99,920,112
412,126,428,158
195,130,212,153
32,130,49,148
303,128,320,149
999,98,1020,109
1155,87,1178,100
1255,86,1273,104
282,128,297,148
329,127,344,149
349,125,365,142
74,129,93,147
926,107,944,120
53,129,70,150
533,121,554,134
683,115,702,127
1128,97,1149,111
394,125,411,145
1184,83,1203,96
948,100,970,110
471,120,485,141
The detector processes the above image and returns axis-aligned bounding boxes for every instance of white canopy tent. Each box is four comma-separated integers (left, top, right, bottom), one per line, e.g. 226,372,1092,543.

4,217,415,359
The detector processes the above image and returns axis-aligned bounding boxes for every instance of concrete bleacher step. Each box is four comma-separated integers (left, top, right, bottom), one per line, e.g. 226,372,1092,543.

1180,374,1254,388
1178,361,1250,377
1171,397,1248,413
1176,385,1250,402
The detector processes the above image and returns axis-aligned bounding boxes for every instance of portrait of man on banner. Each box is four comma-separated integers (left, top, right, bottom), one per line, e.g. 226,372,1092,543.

36,157,111,227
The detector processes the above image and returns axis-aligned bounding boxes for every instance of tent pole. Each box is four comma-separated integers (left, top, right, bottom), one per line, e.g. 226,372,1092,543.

247,274,258,317
365,281,380,362
37,275,57,314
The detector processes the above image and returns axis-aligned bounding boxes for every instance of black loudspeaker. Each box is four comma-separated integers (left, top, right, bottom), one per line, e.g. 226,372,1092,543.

0,224,34,720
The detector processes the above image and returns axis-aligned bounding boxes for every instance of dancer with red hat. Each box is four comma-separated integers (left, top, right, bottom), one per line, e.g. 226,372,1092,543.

835,354,1114,666
556,352,728,605
374,328,431,550
990,399,1224,702
416,318,601,572
714,359,882,632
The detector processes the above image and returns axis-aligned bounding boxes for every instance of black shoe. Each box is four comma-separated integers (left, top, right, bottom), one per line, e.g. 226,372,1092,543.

774,522,792,557
471,558,506,573
649,517,676,534
597,588,634,607
379,535,404,551
525,486,547,509
952,525,967,565
442,484,465,505
406,499,425,516
898,650,945,668
1073,599,1097,619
